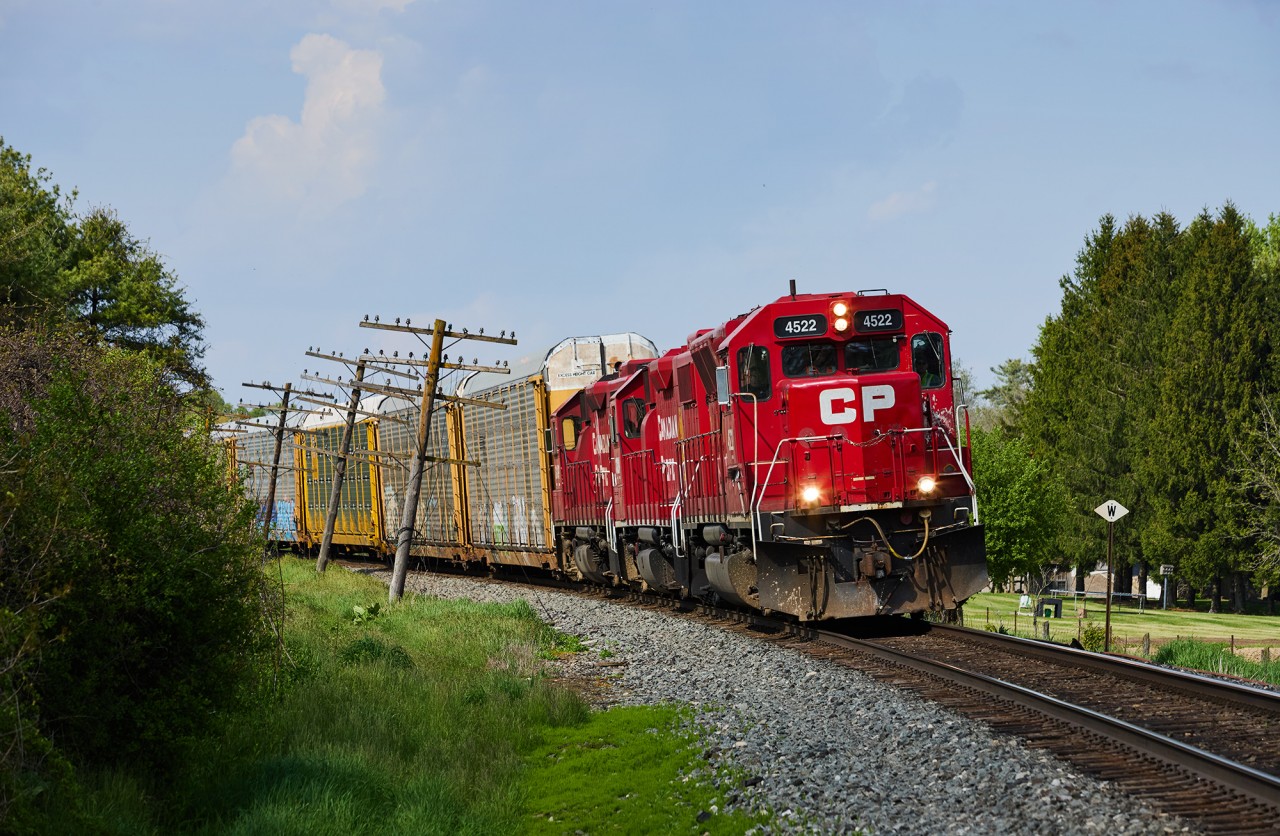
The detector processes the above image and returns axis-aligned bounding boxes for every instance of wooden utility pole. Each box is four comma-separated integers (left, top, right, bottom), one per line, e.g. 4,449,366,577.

302,351,427,572
391,319,445,601
240,382,339,559
358,316,515,602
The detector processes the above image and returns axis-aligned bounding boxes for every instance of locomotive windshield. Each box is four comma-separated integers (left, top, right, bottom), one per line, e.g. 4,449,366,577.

781,342,838,378
845,337,899,374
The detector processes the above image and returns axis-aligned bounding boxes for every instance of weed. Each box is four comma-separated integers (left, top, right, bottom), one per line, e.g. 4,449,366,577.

338,636,414,670
1080,623,1107,653
537,627,586,659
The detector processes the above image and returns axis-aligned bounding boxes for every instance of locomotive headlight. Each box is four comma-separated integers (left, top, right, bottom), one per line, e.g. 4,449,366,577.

801,485,821,504
917,476,938,494
831,300,851,332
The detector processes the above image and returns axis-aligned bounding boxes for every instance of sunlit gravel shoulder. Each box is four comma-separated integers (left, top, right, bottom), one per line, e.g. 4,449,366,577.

385,570,1195,835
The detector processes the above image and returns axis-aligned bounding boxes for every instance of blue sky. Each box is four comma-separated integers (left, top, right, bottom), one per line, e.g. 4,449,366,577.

3,1,1277,400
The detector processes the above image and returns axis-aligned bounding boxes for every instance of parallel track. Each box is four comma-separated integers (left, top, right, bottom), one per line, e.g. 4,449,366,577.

808,625,1280,834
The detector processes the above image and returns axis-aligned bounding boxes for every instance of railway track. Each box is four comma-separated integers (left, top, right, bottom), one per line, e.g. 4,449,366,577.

355,561,1280,832
614,591,1280,832
806,623,1280,834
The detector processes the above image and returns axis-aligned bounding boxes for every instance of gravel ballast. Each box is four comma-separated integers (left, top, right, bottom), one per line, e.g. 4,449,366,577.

384,570,1194,834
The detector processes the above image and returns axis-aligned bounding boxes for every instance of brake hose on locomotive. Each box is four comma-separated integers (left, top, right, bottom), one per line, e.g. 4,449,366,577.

839,513,931,560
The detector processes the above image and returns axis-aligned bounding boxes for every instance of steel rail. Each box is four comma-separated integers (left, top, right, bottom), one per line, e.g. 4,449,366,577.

929,622,1280,715
817,628,1280,812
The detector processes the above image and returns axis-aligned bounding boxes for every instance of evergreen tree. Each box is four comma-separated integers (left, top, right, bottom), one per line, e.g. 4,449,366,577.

2,139,207,391
1144,207,1278,611
1025,215,1121,580
59,207,207,389
1025,213,1190,594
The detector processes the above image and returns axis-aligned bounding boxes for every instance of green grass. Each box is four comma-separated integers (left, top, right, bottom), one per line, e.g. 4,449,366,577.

966,592,1280,679
524,705,765,834
27,559,764,834
968,591,1280,644
1153,638,1280,686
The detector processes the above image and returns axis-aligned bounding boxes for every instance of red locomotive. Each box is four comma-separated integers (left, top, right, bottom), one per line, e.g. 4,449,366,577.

551,285,986,620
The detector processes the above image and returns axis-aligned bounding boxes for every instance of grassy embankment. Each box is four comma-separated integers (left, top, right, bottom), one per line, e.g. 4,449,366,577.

39,560,764,834
966,591,1280,684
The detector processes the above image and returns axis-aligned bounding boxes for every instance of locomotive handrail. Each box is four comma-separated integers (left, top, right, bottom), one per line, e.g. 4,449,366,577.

730,392,762,563
605,497,616,559
899,425,979,525
670,457,704,558
752,434,844,542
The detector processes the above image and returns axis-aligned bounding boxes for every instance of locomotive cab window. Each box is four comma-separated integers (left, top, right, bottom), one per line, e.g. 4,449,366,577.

736,346,771,399
911,332,946,389
560,416,580,450
781,342,837,378
845,337,900,374
620,398,646,439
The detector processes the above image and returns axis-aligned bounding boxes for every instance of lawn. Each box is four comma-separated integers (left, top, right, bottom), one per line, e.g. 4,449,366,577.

966,591,1280,655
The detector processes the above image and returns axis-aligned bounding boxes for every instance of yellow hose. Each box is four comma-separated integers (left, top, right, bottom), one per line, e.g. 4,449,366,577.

842,513,931,560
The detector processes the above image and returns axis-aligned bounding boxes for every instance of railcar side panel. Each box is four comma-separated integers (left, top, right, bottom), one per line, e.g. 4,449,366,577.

377,404,460,550
231,425,299,542
461,376,555,565
295,420,382,550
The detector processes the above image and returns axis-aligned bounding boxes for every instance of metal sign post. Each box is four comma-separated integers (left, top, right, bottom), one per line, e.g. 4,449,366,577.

1094,500,1129,653
1159,564,1174,610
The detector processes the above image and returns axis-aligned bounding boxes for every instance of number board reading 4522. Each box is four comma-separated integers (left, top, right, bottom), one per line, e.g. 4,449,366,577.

774,314,828,339
855,309,902,333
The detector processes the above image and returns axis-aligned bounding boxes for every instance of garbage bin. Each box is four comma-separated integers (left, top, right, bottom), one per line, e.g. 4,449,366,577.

1039,597,1063,618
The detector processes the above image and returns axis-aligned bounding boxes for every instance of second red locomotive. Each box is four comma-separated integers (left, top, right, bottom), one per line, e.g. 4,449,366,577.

551,286,986,620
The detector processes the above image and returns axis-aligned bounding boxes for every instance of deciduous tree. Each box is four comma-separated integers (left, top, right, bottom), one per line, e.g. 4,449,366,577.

971,426,1066,588
0,138,72,318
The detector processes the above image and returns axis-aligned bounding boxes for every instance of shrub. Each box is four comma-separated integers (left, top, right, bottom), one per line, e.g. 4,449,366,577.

1080,623,1107,653
0,326,272,787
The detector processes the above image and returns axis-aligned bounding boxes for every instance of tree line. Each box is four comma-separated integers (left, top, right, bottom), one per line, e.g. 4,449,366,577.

1,137,273,827
969,205,1280,613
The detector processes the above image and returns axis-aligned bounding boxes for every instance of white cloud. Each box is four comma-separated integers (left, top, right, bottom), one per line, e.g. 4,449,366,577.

867,181,938,221
331,0,418,13
229,34,386,213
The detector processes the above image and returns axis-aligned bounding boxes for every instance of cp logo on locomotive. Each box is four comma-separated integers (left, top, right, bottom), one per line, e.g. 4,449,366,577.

818,385,896,426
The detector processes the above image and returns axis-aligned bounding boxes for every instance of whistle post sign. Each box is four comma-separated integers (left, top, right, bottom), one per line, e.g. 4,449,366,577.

1094,498,1128,653
1095,500,1129,522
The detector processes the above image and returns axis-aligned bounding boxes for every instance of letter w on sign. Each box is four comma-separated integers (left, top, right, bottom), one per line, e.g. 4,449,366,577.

1094,500,1129,522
